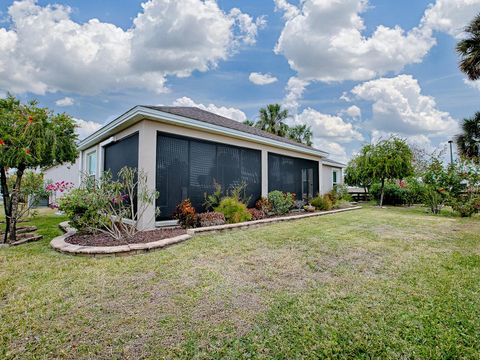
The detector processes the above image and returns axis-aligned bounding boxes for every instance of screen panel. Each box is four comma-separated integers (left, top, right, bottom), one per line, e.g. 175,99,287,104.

103,133,139,179
156,132,261,220
268,152,319,200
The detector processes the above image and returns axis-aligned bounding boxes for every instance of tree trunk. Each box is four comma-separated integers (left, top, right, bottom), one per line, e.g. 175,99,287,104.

8,165,25,243
379,178,385,207
0,166,10,244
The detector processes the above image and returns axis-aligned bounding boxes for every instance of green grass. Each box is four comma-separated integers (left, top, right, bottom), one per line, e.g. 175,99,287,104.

1,206,479,359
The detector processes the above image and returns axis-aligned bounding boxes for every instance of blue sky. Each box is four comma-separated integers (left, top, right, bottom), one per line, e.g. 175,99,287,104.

1,0,479,162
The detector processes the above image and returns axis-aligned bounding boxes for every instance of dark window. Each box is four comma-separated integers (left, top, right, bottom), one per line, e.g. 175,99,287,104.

156,133,261,220
103,133,139,179
332,171,338,185
268,152,318,200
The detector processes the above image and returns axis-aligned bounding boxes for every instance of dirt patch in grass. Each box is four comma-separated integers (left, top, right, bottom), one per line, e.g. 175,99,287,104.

66,228,186,246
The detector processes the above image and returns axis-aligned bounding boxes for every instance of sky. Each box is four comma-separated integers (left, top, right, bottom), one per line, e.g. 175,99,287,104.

0,0,479,162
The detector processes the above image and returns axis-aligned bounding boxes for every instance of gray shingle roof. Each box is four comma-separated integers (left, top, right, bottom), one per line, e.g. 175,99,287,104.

143,106,326,154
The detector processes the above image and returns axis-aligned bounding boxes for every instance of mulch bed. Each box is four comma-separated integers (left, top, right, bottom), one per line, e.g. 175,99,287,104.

66,228,187,247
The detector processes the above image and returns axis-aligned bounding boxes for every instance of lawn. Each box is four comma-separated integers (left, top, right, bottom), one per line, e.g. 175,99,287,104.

1,206,479,359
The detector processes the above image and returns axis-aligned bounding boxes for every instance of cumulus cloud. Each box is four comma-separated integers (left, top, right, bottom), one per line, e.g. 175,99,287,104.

275,0,435,83
173,96,247,122
249,72,278,85
314,138,348,163
74,118,102,139
351,74,459,135
293,108,363,143
284,77,309,111
422,0,480,38
344,105,362,118
464,78,480,90
0,0,263,95
55,97,74,107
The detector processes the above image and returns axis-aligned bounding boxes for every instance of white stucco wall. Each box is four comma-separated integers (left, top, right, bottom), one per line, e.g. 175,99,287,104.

321,165,343,194
43,160,80,204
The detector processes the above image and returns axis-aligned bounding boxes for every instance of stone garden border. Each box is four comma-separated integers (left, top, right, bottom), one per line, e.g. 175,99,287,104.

50,206,361,257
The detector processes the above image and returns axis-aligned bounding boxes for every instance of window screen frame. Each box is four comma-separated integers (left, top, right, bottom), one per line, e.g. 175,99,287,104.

86,151,97,177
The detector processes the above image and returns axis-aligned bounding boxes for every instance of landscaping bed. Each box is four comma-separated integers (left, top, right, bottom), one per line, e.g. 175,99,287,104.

65,228,186,247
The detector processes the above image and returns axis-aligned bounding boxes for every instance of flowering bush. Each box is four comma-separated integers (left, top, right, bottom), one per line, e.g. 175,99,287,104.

310,195,333,211
174,199,197,229
247,208,265,220
197,212,226,227
60,167,159,239
45,180,74,209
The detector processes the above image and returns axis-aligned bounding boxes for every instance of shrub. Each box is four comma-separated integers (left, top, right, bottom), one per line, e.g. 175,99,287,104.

450,195,480,217
331,184,353,202
333,199,351,209
197,212,226,227
215,197,252,223
174,199,197,228
248,208,265,220
370,182,406,206
59,187,105,232
255,197,272,213
203,182,223,211
268,191,294,215
310,195,333,211
59,168,159,238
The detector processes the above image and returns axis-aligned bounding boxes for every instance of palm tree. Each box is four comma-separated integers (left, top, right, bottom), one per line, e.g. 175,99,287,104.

243,119,255,126
256,104,289,137
456,112,480,164
287,124,313,146
457,13,480,81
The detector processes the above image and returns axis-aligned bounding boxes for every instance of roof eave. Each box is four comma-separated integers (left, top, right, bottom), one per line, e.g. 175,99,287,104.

78,106,329,158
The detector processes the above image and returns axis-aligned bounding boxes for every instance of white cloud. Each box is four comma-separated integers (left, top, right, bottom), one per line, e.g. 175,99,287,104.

173,96,247,122
284,77,309,111
274,0,300,20
344,105,362,118
422,0,480,38
0,0,263,95
352,74,459,135
275,0,435,83
464,78,480,90
74,118,102,139
314,138,348,163
294,108,363,143
55,97,74,107
249,72,278,85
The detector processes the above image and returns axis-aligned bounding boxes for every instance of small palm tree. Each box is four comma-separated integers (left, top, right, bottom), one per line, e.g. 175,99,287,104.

457,13,480,81
256,104,289,137
287,124,313,146
456,112,480,164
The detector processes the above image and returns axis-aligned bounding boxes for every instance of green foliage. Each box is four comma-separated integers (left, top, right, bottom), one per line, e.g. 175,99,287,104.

267,190,294,215
331,184,352,202
370,182,407,206
310,195,333,211
215,197,252,223
60,167,159,238
456,112,480,164
451,196,480,217
228,181,251,205
287,124,313,146
456,14,480,81
203,181,223,211
344,144,374,191
256,104,289,137
174,199,197,229
0,94,78,242
449,161,480,217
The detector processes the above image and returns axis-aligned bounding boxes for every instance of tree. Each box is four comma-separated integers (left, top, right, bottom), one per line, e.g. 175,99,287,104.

344,144,374,194
369,137,414,207
456,112,480,164
287,124,313,146
243,119,255,126
256,104,289,137
457,13,480,81
0,95,78,243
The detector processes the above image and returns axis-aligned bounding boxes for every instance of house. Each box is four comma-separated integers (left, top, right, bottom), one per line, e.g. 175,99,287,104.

45,106,345,228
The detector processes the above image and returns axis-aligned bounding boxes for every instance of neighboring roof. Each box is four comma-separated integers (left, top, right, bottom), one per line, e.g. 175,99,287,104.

143,106,321,153
78,105,329,157
323,158,346,168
